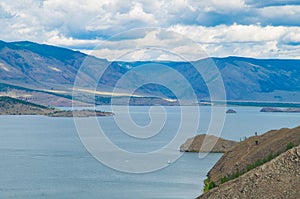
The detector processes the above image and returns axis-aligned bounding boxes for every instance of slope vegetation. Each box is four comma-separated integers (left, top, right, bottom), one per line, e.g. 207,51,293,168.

198,144,300,199
207,126,300,186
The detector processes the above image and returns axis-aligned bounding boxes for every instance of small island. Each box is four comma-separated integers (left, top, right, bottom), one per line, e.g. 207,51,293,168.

226,109,237,114
0,96,113,117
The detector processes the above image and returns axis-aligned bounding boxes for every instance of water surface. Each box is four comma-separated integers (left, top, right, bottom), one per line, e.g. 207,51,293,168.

0,106,299,198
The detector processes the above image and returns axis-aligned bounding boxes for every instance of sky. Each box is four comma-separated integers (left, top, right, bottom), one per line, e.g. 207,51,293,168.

1,0,300,60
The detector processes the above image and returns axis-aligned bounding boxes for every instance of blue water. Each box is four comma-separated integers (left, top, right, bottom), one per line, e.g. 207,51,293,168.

0,106,300,198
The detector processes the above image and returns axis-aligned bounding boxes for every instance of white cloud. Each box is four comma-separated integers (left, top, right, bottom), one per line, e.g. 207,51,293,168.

79,25,300,61
199,0,247,13
168,24,300,59
281,31,300,45
260,5,300,26
168,24,288,43
46,32,101,48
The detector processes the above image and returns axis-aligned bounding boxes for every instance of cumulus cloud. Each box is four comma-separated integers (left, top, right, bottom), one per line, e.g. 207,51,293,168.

260,5,300,26
0,0,299,60
171,24,300,59
280,31,300,46
81,25,300,60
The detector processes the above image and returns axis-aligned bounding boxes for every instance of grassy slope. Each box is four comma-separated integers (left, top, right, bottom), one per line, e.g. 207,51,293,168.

199,144,300,199
206,126,300,186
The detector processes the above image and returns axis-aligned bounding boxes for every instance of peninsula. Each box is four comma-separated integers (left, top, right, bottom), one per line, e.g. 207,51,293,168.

180,134,237,153
0,96,113,117
260,107,300,112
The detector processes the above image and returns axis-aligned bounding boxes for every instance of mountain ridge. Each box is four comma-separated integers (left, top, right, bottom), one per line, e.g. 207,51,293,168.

1,40,300,105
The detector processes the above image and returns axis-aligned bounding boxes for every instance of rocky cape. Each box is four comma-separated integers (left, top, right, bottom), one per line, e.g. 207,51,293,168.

180,134,237,153
197,144,300,199
46,110,114,117
260,107,300,112
0,96,113,117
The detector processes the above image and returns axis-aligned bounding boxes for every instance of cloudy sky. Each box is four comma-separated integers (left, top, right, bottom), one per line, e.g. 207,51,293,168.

1,0,300,60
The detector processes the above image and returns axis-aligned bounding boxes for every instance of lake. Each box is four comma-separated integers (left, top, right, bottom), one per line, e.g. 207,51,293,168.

0,106,300,198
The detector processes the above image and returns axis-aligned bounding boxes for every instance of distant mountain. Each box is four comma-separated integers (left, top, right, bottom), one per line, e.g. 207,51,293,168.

0,40,106,90
210,56,300,101
0,40,300,105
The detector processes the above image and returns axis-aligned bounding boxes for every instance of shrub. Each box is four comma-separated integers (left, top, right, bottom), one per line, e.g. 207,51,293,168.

203,178,216,192
220,176,228,184
286,142,295,151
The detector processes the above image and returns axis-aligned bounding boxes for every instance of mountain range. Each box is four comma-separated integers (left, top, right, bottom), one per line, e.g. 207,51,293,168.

0,40,299,106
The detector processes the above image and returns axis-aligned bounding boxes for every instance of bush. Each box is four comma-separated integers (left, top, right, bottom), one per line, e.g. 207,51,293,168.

220,176,228,184
203,178,216,192
286,142,295,151
220,169,243,184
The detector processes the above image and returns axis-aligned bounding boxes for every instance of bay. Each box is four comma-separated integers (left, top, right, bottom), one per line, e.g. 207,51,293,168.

0,106,299,198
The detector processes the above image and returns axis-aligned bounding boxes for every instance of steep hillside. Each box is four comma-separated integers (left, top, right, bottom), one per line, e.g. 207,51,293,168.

198,144,300,199
207,126,300,186
211,56,300,101
0,40,105,90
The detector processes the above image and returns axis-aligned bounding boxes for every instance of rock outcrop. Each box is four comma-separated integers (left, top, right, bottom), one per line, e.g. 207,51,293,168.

180,134,237,153
226,109,237,113
197,144,300,199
